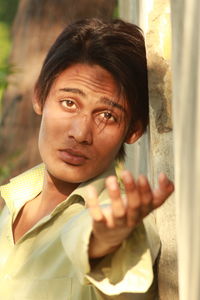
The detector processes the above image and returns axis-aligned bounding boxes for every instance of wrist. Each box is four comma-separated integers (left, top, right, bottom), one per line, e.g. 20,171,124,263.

88,233,121,258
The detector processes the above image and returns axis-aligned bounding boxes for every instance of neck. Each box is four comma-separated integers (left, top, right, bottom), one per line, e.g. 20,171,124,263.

40,169,80,211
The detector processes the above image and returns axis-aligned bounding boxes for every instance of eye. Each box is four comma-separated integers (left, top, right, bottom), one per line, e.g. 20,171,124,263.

60,99,76,110
98,111,117,123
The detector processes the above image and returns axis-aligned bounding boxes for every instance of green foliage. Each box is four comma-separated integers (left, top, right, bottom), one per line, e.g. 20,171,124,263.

0,63,14,121
113,1,119,19
0,165,11,184
0,22,11,64
0,0,19,63
0,0,19,25
0,0,19,62
0,64,13,90
0,150,21,184
0,0,19,120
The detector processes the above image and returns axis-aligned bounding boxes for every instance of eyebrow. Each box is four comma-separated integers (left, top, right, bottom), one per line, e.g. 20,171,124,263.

59,88,86,97
58,88,126,113
100,97,126,113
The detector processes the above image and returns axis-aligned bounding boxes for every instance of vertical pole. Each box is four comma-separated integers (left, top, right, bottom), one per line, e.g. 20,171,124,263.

119,0,150,179
171,0,200,299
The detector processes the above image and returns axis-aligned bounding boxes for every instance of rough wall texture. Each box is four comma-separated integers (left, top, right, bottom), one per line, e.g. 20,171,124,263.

119,1,178,299
145,2,178,299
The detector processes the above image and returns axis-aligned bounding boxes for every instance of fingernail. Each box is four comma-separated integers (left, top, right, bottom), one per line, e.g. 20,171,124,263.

138,175,147,186
122,170,133,183
106,176,118,190
159,173,170,185
159,173,166,180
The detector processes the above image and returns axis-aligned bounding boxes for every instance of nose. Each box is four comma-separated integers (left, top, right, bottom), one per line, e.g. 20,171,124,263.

68,114,93,145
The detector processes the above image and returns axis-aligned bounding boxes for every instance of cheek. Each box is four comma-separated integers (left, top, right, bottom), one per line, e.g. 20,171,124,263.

38,117,50,146
38,115,61,153
38,120,47,156
95,131,125,158
39,113,64,138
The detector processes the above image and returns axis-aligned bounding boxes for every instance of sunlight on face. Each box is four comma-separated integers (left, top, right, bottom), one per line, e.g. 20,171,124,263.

37,63,130,184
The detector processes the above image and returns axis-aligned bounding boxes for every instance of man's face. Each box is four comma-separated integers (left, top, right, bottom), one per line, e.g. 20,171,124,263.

36,63,132,184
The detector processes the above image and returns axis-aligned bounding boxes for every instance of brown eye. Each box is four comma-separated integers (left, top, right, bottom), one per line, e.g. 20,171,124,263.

101,111,116,121
103,112,112,119
95,111,117,126
61,99,76,109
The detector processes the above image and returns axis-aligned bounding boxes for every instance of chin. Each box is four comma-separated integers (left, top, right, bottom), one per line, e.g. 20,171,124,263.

47,162,96,183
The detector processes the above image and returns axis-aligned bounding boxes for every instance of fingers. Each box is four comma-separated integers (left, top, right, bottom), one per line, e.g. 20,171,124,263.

153,173,174,208
88,177,127,228
137,175,153,216
121,171,141,227
106,176,126,218
121,171,168,226
105,176,127,227
87,185,105,222
87,172,174,232
87,184,118,228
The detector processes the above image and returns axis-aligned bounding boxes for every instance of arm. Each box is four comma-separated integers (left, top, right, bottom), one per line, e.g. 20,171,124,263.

87,171,174,259
61,171,173,296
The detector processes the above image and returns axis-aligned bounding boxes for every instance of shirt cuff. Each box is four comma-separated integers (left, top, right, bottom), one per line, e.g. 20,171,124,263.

61,208,154,296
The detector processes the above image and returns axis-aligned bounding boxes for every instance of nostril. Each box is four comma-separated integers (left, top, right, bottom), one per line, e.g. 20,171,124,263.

68,115,93,145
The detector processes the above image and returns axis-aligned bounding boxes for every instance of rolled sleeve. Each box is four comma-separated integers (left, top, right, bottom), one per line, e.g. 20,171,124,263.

61,208,155,296
88,225,154,296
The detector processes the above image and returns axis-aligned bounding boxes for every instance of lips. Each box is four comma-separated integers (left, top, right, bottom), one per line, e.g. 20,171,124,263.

58,148,88,166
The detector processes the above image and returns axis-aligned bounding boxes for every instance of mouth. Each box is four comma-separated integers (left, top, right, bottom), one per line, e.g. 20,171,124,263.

58,148,88,166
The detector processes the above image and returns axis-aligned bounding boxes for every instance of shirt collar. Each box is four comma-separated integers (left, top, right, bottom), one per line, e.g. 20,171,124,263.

0,164,45,213
0,163,116,214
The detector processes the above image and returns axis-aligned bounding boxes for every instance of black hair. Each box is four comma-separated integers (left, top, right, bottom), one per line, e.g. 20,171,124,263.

35,18,149,160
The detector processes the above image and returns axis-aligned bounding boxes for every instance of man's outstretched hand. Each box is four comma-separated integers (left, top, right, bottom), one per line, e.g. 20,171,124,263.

87,170,174,259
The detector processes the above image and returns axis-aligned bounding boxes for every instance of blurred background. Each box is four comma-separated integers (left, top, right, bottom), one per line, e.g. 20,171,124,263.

0,0,18,66
0,0,117,183
0,0,19,181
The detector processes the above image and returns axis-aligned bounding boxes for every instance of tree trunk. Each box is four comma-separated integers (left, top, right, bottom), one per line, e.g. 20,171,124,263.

0,0,116,180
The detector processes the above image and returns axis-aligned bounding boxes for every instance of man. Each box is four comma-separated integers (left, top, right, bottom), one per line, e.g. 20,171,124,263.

0,18,174,299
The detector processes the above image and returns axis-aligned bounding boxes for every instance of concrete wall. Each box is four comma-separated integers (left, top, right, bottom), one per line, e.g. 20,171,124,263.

119,1,178,299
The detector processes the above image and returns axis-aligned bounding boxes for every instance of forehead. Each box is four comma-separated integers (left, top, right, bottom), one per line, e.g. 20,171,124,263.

55,63,115,83
50,63,125,103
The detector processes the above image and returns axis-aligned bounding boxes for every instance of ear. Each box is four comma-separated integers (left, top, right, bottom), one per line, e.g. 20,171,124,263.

32,94,42,115
125,121,143,144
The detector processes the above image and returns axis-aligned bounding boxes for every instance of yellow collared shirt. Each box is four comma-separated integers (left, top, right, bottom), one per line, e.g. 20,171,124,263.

0,164,160,300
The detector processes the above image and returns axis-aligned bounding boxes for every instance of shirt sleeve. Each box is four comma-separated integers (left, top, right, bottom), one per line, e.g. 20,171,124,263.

61,205,160,296
0,206,9,230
